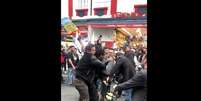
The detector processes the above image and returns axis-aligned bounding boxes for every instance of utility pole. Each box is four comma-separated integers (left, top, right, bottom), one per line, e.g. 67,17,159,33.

90,0,92,15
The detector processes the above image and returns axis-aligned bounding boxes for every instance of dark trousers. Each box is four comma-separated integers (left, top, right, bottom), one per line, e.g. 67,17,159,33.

88,83,99,101
74,78,89,101
61,68,63,83
61,63,66,71
74,78,99,101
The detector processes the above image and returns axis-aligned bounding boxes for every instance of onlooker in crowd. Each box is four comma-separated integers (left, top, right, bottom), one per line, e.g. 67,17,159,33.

67,45,79,85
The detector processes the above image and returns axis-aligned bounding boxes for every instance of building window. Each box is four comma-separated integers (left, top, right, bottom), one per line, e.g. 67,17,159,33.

134,5,147,16
76,0,89,17
94,7,108,16
78,0,88,9
76,9,88,17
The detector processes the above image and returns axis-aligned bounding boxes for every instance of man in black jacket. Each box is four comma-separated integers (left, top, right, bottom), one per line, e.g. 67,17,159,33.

109,52,136,101
114,61,147,101
74,44,108,101
109,52,135,82
124,46,136,68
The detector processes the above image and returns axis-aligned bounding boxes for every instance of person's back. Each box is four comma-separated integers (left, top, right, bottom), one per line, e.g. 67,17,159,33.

118,56,135,82
114,61,147,101
124,46,136,68
109,53,136,101
110,54,135,83
106,58,115,73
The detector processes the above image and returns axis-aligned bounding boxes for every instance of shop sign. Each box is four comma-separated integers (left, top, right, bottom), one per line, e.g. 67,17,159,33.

64,23,77,32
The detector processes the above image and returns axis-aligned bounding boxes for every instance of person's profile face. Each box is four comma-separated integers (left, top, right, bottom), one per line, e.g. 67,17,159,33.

71,47,76,51
91,47,96,55
125,47,130,52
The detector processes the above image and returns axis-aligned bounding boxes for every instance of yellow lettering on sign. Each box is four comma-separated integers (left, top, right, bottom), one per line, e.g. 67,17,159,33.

64,23,77,32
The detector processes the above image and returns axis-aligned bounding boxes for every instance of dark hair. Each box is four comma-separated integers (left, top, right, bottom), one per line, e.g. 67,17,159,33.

67,45,75,51
69,45,75,49
123,45,130,50
116,52,124,57
95,44,104,58
85,44,95,52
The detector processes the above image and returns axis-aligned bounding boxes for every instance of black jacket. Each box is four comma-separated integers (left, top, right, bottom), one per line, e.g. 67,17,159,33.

116,69,147,91
115,69,147,101
124,50,136,67
109,55,135,83
75,52,108,85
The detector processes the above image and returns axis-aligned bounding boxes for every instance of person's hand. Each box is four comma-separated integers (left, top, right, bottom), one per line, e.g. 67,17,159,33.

113,85,121,93
106,76,110,82
72,66,76,70
113,84,117,89
106,76,112,83
102,76,110,85
103,80,108,86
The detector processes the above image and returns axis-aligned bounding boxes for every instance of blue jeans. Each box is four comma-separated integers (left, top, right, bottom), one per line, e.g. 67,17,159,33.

67,68,74,85
96,79,102,91
124,89,133,101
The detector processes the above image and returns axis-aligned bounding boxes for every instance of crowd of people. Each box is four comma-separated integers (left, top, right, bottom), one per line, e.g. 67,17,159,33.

61,35,147,101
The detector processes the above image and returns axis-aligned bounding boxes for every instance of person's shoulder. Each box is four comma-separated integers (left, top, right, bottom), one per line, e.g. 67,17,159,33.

91,55,96,58
137,69,147,76
68,52,74,56
129,50,135,54
118,56,127,62
91,55,97,60
141,69,147,74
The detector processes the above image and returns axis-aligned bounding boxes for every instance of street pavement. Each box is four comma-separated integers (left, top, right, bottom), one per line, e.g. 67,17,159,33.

61,84,79,101
61,84,125,101
61,72,125,101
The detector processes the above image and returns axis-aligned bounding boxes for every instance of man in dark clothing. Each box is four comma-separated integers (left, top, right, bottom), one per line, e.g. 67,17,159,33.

74,44,108,101
109,52,135,83
124,46,136,68
114,62,147,101
96,35,102,46
135,49,143,62
95,35,104,61
109,52,136,101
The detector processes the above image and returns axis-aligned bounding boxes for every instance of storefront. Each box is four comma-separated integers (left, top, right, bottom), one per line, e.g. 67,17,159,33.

115,27,147,48
73,16,147,48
